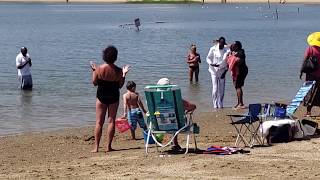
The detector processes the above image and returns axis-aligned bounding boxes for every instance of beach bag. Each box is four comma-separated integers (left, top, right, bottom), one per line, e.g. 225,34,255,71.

293,119,318,139
267,124,293,144
301,47,319,73
115,118,131,133
274,103,287,118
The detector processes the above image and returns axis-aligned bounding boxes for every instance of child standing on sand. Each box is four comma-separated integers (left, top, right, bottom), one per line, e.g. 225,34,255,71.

123,81,148,140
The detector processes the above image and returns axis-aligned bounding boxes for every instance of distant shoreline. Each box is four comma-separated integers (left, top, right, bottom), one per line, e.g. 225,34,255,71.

0,0,320,4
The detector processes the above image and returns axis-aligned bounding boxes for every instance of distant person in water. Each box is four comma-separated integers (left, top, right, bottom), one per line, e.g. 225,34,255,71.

134,18,141,31
90,45,130,153
122,81,148,140
227,41,248,109
186,44,201,82
16,47,33,90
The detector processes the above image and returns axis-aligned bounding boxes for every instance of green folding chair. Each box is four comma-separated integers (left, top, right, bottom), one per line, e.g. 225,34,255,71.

144,84,199,155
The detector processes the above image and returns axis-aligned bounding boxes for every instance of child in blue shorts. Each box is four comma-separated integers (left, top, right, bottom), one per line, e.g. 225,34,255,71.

122,81,148,140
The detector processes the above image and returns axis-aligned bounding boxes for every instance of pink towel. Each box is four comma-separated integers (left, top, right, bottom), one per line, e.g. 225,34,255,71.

227,54,239,81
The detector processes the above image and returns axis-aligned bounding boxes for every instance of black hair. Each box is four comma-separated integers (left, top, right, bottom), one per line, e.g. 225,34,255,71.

234,41,242,50
218,37,226,49
126,81,136,90
21,47,27,53
218,37,226,43
103,45,118,64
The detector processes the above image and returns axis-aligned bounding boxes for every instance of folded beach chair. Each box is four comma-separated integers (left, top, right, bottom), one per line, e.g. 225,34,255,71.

266,81,316,121
286,80,316,118
227,104,263,148
144,84,199,155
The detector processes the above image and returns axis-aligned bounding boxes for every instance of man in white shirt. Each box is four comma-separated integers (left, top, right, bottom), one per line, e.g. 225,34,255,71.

16,47,33,90
206,37,229,109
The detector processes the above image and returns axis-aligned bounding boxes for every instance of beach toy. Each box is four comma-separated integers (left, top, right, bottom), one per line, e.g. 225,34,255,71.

155,133,164,143
115,118,131,133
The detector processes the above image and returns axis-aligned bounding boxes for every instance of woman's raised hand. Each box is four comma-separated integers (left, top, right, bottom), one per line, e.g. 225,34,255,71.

89,61,96,71
122,65,131,77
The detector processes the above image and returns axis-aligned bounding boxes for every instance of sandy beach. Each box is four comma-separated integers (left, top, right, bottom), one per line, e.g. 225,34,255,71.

1,106,320,179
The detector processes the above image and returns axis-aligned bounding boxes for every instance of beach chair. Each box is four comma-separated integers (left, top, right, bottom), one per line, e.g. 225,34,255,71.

272,81,316,120
144,84,199,155
260,81,316,140
286,81,316,118
227,104,263,148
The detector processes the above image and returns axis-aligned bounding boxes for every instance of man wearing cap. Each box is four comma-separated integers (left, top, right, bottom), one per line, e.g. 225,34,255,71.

206,37,230,109
16,47,33,90
300,32,320,116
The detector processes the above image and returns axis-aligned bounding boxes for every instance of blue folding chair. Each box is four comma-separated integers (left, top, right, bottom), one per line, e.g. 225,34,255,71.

227,104,263,148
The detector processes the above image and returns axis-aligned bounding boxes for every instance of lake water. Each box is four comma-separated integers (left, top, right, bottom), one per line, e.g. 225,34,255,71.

0,3,319,136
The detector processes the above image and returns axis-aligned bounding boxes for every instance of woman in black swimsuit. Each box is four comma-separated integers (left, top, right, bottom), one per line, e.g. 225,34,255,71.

90,46,130,153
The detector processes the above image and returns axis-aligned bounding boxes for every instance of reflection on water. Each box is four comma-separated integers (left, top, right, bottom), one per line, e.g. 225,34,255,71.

0,3,320,135
19,91,33,131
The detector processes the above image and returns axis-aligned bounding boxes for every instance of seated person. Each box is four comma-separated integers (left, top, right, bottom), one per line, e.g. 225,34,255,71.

156,78,196,151
123,81,148,140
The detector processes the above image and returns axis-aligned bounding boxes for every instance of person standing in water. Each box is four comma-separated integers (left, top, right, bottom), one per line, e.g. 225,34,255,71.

16,47,33,90
186,44,201,82
206,37,229,109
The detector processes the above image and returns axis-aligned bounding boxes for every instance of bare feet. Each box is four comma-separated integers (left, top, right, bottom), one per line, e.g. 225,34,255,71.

91,149,98,153
233,105,246,110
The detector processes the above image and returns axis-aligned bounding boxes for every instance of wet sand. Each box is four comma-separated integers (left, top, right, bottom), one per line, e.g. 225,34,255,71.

1,106,320,179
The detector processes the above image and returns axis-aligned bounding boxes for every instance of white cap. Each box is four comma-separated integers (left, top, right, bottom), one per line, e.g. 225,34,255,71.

157,78,170,85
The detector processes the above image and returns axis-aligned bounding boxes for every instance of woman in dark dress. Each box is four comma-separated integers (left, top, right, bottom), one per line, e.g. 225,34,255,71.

227,41,248,109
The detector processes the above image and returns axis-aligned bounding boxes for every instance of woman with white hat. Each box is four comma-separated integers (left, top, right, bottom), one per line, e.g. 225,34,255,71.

157,78,196,151
300,32,320,117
